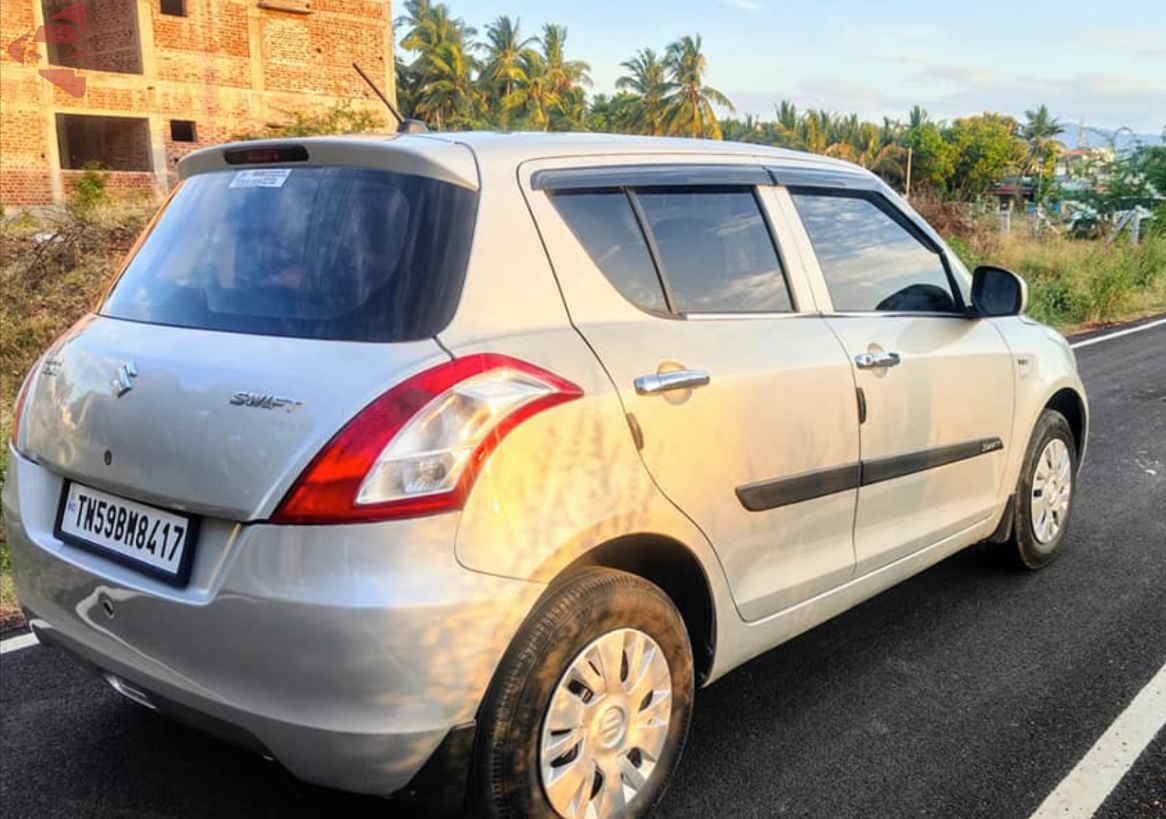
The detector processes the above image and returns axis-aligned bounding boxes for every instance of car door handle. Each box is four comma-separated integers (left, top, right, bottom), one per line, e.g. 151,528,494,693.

855,351,902,370
634,370,711,395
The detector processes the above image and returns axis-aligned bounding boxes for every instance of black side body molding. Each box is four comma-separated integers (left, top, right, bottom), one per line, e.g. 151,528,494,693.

736,437,1005,512
736,463,862,512
861,437,1004,486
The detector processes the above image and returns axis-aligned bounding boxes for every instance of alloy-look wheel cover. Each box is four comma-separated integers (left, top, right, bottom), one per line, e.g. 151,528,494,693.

539,628,673,819
1031,438,1072,544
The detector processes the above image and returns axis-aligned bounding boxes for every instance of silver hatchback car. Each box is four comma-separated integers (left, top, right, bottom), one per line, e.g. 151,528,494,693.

5,132,1087,818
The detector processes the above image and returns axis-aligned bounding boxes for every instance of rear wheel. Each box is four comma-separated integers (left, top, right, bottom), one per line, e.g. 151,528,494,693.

1007,409,1078,569
473,568,694,819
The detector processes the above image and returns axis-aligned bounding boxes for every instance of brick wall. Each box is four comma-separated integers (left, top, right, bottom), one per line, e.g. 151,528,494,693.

0,0,393,207
43,0,143,75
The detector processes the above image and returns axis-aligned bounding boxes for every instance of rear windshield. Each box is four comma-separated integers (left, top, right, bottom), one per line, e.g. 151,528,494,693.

102,166,478,342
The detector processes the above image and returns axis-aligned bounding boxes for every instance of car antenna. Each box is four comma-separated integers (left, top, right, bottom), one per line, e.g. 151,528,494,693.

352,62,429,134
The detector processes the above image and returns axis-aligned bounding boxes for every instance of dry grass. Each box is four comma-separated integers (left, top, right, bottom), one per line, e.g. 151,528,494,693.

0,203,150,623
946,229,1166,330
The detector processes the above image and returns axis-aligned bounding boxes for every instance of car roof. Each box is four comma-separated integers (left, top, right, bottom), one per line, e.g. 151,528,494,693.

180,130,870,192
418,130,864,172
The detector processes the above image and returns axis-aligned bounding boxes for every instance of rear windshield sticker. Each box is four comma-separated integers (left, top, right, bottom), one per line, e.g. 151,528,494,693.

230,169,292,189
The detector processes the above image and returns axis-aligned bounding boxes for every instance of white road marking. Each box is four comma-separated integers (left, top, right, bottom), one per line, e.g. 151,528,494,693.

1028,660,1166,819
1070,318,1166,350
0,631,39,654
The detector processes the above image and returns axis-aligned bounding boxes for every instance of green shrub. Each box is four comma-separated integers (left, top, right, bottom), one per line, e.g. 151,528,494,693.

69,162,110,218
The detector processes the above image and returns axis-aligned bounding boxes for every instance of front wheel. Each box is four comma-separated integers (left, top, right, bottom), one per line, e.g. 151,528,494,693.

1007,409,1078,569
473,567,694,819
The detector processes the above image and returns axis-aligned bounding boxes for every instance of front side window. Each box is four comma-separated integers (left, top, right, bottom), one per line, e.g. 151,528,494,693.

550,192,668,313
102,166,478,342
792,193,957,313
638,189,792,313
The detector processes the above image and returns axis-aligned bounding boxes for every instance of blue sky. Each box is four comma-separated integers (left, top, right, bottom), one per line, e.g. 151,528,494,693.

446,0,1166,134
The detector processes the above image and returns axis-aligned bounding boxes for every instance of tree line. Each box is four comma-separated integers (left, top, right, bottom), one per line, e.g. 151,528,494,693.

394,1,1163,202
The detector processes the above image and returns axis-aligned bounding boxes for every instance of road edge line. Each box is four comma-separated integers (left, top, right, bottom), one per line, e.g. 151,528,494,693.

0,631,39,655
1070,318,1166,350
1027,660,1166,819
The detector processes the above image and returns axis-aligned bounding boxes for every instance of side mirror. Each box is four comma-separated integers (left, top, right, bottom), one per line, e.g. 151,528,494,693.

971,266,1028,317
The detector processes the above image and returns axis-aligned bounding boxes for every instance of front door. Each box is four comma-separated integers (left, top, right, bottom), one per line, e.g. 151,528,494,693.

788,189,1014,574
525,165,861,621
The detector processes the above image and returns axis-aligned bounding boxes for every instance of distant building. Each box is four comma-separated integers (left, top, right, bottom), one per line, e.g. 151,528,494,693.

1,0,395,207
1053,146,1115,179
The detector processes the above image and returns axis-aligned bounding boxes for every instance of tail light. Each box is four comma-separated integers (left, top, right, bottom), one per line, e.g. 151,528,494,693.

272,354,583,525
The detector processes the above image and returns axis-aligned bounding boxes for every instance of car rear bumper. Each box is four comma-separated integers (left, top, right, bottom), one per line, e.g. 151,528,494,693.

3,447,543,796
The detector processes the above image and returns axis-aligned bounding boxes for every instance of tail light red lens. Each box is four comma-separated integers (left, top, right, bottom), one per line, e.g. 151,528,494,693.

271,354,583,525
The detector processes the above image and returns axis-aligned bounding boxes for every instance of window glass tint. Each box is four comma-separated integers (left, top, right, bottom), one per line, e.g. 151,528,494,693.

550,192,667,313
792,193,957,313
637,190,791,313
102,167,478,342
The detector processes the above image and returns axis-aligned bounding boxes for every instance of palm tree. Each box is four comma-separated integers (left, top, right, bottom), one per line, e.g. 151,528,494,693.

413,38,482,130
1020,104,1065,202
1021,104,1065,175
397,1,480,130
660,35,735,139
481,16,538,118
721,114,761,143
908,105,930,131
542,24,591,131
615,48,667,134
504,52,557,130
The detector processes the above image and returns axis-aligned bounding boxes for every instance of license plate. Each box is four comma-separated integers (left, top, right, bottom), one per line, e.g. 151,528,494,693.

55,481,198,586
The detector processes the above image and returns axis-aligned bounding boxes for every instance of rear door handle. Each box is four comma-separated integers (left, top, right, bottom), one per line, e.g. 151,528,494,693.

855,351,902,370
634,369,711,395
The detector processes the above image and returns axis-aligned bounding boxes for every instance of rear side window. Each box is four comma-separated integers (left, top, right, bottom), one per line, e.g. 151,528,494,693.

792,193,956,313
102,167,477,342
550,192,668,313
637,190,791,313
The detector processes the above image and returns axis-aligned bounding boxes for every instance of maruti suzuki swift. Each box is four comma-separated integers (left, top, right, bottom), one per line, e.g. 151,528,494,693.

4,132,1087,819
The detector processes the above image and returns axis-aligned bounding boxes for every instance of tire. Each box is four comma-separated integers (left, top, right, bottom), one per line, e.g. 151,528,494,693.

1007,409,1078,570
473,567,694,819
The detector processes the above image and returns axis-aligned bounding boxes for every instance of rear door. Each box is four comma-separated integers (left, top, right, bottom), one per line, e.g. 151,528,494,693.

524,161,861,621
783,182,1014,574
22,162,478,521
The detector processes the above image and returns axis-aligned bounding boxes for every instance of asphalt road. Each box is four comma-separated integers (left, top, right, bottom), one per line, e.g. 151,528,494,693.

2,321,1165,819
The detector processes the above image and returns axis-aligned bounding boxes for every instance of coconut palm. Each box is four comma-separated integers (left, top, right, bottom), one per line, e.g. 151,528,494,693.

615,48,667,134
397,1,480,129
412,38,482,130
481,16,539,117
660,35,734,139
542,24,591,130
1021,104,1065,175
908,105,930,131
503,52,557,130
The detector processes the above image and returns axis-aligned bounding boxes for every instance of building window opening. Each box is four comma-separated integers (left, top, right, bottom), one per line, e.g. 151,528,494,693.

41,0,143,75
170,120,197,143
160,0,186,16
57,114,153,171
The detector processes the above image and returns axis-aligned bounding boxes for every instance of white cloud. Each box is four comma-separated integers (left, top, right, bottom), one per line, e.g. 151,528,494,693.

911,67,1166,133
728,65,1166,134
718,0,764,10
873,53,930,66
1075,28,1161,45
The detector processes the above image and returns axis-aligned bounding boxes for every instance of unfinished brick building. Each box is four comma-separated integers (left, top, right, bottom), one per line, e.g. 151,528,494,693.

1,0,395,207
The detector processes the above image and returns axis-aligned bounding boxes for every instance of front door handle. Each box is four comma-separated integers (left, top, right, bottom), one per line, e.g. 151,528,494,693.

855,351,902,370
634,369,711,395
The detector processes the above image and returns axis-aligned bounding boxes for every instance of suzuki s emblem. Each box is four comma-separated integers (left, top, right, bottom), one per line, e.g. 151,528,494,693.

111,362,138,398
